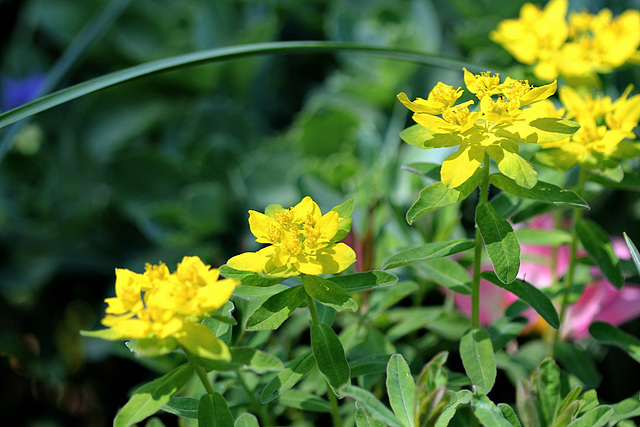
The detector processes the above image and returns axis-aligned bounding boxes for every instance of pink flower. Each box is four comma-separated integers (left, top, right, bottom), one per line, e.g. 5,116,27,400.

454,215,640,339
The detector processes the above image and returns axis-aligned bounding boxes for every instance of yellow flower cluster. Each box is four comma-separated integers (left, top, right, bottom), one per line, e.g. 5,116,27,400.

100,256,237,341
535,86,640,170
491,0,640,81
398,69,563,188
226,196,356,277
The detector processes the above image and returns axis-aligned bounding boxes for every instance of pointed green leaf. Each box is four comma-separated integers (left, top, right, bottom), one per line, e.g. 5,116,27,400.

161,396,198,419
482,271,560,329
350,354,393,377
471,394,513,427
302,275,358,312
498,403,522,427
329,271,398,292
623,232,640,276
261,351,316,403
490,174,589,209
460,328,496,395
556,386,582,420
435,390,472,427
609,395,640,425
221,265,286,287
356,402,387,427
534,358,560,425
567,405,613,427
382,239,475,270
406,167,484,223
246,285,307,330
198,392,234,427
416,257,472,294
553,343,600,388
386,354,416,427
476,202,521,284
488,146,538,189
495,117,580,144
340,385,404,427
311,323,351,395
400,124,462,149
278,390,332,412
589,322,640,364
114,363,194,427
576,219,623,288
235,413,259,427
331,199,354,243
199,347,283,374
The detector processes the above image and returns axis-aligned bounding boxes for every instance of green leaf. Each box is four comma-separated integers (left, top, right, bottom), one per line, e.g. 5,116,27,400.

623,232,640,276
311,323,351,395
482,271,560,330
400,124,462,149
234,413,259,427
490,192,522,219
161,396,199,419
476,202,521,284
356,402,387,427
515,228,572,246
261,351,316,403
402,162,442,181
567,405,613,427
350,354,393,377
490,174,589,209
221,265,286,287
512,201,565,224
198,392,234,427
435,390,472,427
232,284,289,304
488,146,538,189
553,343,600,388
386,354,416,427
302,275,358,312
416,257,472,294
589,322,640,364
488,317,528,351
340,385,404,427
177,322,231,361
575,219,623,288
609,395,640,424
498,403,522,427
331,198,354,243
471,394,513,427
245,285,307,330
200,347,283,374
114,363,194,427
278,390,332,413
534,358,560,425
382,239,475,270
495,118,580,144
460,328,496,395
406,168,484,224
556,386,582,421
329,271,398,292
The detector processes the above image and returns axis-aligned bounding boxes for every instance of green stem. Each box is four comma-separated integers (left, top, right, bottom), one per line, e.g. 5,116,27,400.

553,167,587,348
471,156,491,329
182,346,215,395
236,371,273,426
305,284,343,427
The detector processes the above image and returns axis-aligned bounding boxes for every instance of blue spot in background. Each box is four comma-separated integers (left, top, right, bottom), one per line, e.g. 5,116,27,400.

1,73,46,112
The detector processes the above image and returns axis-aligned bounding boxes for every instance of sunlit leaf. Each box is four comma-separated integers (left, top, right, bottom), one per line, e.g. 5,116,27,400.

246,285,307,330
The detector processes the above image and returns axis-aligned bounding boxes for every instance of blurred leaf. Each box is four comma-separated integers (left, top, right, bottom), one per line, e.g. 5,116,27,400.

311,323,351,395
199,347,283,374
534,358,560,425
402,162,441,181
476,202,520,284
490,192,522,219
498,403,522,427
490,174,589,209
495,118,580,144
575,219,623,288
246,285,307,330
488,317,528,351
278,390,331,413
161,396,198,419
471,394,513,427
623,232,640,276
406,167,484,224
460,328,496,395
340,385,404,427
234,413,259,427
329,270,398,292
178,322,230,361
609,395,640,424
482,272,559,330
589,322,640,364
302,274,358,312
331,198,354,243
553,342,600,388
198,392,234,427
356,402,387,427
382,239,475,270
261,351,316,403
515,228,572,246
386,354,416,427
416,257,472,294
114,363,194,427
512,201,565,224
350,354,393,377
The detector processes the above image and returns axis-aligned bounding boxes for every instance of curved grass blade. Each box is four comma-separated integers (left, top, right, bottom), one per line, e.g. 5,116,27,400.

0,42,477,131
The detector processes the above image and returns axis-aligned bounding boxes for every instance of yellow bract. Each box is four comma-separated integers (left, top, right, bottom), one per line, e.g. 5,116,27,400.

491,0,640,81
226,196,356,277
536,86,640,171
100,256,237,341
398,69,559,188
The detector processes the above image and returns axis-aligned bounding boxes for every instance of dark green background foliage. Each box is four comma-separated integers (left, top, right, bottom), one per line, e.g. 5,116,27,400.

1,0,639,425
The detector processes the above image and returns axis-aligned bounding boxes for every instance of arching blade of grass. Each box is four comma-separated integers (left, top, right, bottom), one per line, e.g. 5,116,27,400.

0,41,477,132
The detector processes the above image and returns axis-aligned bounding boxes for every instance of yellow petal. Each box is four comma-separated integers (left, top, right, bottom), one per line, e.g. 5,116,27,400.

291,196,319,222
520,80,557,106
397,92,441,115
196,278,238,312
441,140,486,188
226,248,272,273
314,243,357,274
249,210,281,244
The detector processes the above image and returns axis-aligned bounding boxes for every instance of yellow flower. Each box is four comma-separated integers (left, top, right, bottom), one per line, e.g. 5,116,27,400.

536,86,640,171
88,256,237,358
226,196,356,277
491,0,640,80
398,69,569,189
